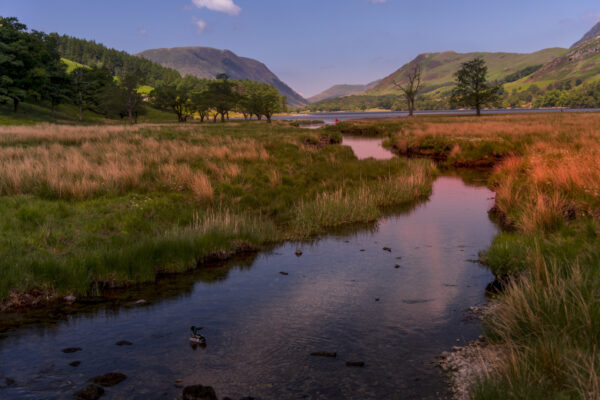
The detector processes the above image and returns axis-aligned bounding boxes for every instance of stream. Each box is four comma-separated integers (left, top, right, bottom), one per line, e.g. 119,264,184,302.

0,138,498,400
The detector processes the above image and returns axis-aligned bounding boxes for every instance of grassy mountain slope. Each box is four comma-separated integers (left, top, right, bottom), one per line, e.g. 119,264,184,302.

369,48,567,97
506,37,600,92
137,47,307,108
308,80,381,103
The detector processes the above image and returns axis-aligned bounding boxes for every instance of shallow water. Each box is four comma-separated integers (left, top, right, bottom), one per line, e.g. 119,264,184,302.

342,136,394,160
0,141,499,400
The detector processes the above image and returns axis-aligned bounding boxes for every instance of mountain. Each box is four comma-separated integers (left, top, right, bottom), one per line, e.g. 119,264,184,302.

369,48,567,97
516,37,600,87
137,47,307,108
572,21,600,48
308,80,381,103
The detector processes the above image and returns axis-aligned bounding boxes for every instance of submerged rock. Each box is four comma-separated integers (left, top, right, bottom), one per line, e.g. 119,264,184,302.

182,384,217,400
394,265,401,269
74,384,104,400
346,361,365,367
115,340,133,346
295,249,303,257
310,351,337,358
279,271,289,276
383,247,392,252
0,377,16,388
89,372,127,387
62,347,82,354
69,361,81,367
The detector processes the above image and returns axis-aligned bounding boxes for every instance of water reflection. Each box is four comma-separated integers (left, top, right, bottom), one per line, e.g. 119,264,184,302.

0,175,497,400
343,136,395,160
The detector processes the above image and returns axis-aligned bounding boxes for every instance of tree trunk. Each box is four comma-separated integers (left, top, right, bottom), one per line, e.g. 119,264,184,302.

13,99,19,113
476,104,481,116
266,114,272,123
221,112,225,122
128,109,134,125
213,114,217,123
79,105,83,121
51,102,56,120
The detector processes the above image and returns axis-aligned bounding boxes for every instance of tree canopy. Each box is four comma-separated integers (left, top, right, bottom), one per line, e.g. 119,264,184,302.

450,57,502,116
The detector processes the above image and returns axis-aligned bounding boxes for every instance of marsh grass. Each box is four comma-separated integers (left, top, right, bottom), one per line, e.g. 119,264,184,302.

0,122,436,302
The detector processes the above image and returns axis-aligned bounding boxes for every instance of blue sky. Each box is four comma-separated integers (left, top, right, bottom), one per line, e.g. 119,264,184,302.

2,0,599,97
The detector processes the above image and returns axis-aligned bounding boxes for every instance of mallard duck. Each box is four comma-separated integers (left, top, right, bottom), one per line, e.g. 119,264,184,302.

189,326,206,344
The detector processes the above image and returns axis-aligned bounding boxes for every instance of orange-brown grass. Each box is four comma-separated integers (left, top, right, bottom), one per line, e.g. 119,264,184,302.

0,124,269,199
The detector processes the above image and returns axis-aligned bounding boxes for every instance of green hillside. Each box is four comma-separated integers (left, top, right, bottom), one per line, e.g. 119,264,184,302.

137,47,308,108
308,80,381,103
369,48,567,96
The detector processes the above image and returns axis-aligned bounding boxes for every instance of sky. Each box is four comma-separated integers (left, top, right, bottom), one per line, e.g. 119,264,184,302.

2,1,600,97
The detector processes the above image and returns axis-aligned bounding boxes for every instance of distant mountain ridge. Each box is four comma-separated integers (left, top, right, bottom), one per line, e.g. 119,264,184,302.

368,48,567,96
137,47,307,108
572,22,600,48
308,80,381,103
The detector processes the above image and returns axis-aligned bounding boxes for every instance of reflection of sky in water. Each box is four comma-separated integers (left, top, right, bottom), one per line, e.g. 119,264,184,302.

0,172,497,399
343,136,395,160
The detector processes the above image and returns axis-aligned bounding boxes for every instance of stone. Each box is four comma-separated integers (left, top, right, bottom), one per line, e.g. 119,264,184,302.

394,265,401,269
115,340,133,346
62,347,82,353
346,361,365,367
310,351,337,358
69,361,81,367
295,249,303,256
182,385,218,400
383,247,392,252
74,384,104,400
89,372,127,387
64,294,76,303
279,272,289,276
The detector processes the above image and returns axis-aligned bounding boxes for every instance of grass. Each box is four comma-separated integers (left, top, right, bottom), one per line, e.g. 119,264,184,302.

0,121,435,303
335,112,600,399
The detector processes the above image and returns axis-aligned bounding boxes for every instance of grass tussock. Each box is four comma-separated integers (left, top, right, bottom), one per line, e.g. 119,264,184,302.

0,121,436,303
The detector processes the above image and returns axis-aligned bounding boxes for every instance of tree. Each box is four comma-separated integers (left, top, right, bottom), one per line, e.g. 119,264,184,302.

115,67,147,124
150,78,195,122
40,34,72,119
0,17,47,112
256,83,283,123
206,74,238,122
71,66,114,121
450,57,502,116
393,64,423,117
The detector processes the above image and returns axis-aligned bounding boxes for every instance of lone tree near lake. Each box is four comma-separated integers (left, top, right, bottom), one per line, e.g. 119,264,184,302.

393,64,423,117
450,57,501,116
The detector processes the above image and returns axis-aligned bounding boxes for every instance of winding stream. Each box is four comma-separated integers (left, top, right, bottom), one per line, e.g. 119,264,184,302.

0,138,498,400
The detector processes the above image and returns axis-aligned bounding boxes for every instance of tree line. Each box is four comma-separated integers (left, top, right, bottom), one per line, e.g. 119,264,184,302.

0,17,287,124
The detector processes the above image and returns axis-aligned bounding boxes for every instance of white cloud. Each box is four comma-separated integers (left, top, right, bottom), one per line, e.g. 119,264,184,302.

193,18,208,34
192,0,241,16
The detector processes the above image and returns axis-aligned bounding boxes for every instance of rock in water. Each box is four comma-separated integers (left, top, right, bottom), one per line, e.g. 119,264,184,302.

310,351,337,358
182,385,218,400
74,384,104,400
115,340,133,346
62,347,82,353
88,373,127,387
69,361,81,367
383,247,392,252
346,361,365,367
279,271,289,276
295,249,303,256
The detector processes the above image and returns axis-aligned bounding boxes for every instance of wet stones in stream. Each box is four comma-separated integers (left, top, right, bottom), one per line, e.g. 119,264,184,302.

62,347,82,353
310,351,337,358
74,384,104,400
0,377,16,388
182,384,217,400
346,361,365,367
88,372,127,387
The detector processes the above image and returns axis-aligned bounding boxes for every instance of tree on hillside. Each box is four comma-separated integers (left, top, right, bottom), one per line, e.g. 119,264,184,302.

71,66,114,121
0,17,47,112
40,34,72,119
450,57,502,116
115,67,147,124
393,64,423,117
